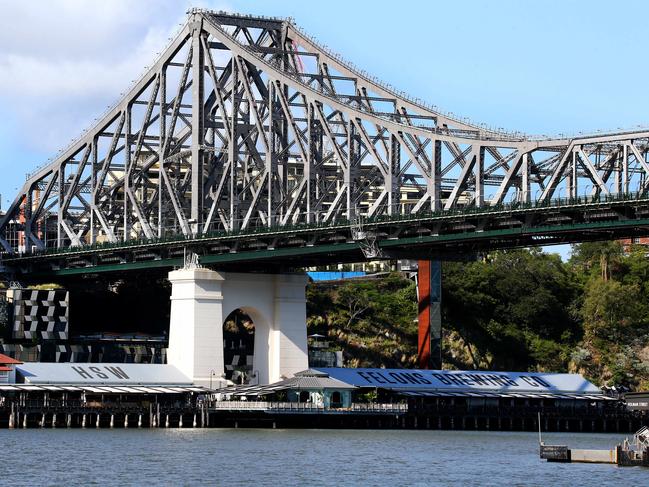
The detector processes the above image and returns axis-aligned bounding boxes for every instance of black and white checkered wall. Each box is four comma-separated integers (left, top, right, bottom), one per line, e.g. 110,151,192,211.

0,343,39,361
55,344,91,363
12,289,69,340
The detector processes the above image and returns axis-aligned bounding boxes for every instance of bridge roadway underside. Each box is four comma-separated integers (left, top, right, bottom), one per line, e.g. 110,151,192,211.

4,196,649,279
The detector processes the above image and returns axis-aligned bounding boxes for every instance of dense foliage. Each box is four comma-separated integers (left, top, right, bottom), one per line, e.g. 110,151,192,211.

307,274,418,368
307,244,649,390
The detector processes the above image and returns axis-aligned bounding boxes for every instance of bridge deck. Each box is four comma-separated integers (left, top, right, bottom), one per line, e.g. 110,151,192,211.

3,192,649,277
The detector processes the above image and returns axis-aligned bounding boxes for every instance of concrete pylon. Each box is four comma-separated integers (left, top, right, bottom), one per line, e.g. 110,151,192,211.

167,268,309,386
168,268,226,387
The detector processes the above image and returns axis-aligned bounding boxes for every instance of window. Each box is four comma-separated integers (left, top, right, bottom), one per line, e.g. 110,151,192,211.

331,391,342,407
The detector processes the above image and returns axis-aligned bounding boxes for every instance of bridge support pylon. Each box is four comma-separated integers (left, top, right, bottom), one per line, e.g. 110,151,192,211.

167,268,309,387
417,260,442,369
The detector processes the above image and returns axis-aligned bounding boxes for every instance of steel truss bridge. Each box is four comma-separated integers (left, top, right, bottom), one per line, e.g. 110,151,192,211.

2,9,649,276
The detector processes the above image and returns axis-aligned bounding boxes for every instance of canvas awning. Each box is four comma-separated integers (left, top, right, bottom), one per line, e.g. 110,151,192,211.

0,384,209,394
397,390,614,400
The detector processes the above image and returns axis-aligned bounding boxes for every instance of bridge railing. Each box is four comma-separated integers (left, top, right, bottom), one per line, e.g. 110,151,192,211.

3,189,648,259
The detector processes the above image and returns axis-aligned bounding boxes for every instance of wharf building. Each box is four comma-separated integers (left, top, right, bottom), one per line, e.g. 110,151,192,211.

0,357,638,432
211,368,631,431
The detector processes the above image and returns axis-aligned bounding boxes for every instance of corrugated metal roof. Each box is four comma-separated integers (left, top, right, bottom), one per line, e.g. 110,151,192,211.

0,353,22,365
315,367,604,396
16,363,191,385
218,370,357,397
283,375,355,390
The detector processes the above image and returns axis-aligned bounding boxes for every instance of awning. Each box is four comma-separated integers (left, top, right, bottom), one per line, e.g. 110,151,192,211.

0,384,210,394
216,383,293,396
397,390,615,400
41,386,66,391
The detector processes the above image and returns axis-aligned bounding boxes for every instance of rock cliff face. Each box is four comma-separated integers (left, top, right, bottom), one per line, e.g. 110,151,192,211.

306,273,419,369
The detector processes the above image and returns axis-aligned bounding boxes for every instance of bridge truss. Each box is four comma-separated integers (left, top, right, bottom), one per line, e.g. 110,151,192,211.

2,10,649,273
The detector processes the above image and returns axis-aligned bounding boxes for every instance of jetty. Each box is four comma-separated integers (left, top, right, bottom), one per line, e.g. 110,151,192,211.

540,426,649,466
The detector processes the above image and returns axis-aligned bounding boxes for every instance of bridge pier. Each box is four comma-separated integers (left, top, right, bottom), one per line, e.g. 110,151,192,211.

417,260,442,369
167,268,309,386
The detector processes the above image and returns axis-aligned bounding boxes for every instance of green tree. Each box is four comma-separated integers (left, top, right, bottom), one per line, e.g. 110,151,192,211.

443,249,579,372
581,278,644,344
570,241,624,281
622,246,649,294
336,284,370,328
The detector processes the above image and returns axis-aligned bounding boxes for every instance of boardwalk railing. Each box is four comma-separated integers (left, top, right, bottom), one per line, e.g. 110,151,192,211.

209,401,408,413
350,403,408,413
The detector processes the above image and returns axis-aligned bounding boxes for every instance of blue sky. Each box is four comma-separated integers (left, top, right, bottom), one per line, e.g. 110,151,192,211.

2,0,648,258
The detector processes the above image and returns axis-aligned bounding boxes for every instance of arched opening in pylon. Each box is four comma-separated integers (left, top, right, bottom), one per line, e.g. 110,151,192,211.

223,309,255,384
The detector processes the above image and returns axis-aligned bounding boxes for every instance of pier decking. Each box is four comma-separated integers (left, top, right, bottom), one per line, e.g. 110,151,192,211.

2,397,645,431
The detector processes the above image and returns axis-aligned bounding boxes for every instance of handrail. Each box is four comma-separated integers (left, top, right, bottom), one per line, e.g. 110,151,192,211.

208,400,408,412
4,188,648,261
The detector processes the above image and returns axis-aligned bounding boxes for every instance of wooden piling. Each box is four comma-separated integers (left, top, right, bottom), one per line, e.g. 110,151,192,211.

8,403,14,429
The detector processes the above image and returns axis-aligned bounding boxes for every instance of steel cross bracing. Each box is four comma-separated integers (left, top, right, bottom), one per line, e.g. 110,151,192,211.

2,9,649,268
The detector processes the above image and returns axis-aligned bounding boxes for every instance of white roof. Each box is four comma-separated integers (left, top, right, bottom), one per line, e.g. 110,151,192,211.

316,368,602,396
16,363,191,386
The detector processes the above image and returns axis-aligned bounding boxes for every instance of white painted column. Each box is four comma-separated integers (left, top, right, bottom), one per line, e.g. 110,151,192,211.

168,267,225,388
271,274,309,383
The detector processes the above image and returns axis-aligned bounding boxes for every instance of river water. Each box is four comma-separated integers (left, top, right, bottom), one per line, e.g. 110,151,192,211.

0,429,646,486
